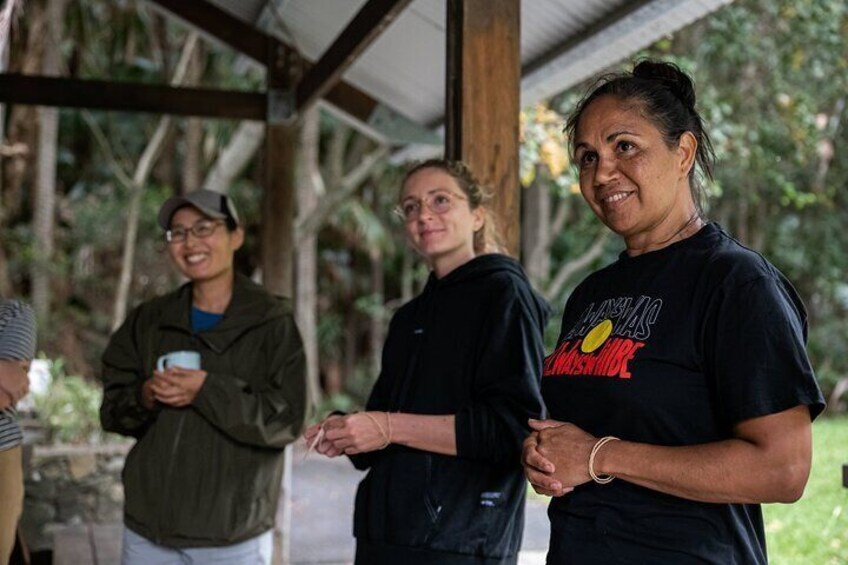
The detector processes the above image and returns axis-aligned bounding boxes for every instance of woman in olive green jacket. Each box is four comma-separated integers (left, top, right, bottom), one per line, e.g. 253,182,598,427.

100,190,308,564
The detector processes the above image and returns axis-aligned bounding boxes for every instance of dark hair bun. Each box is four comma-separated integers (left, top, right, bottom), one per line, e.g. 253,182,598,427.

632,60,696,110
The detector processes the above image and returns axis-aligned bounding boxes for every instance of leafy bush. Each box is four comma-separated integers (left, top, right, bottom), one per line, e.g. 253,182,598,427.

30,356,107,444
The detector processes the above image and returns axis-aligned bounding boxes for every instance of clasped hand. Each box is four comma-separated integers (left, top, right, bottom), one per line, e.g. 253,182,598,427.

142,368,207,409
303,412,390,457
522,419,599,497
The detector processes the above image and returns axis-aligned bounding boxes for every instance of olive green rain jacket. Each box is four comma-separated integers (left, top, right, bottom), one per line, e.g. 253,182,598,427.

100,274,308,548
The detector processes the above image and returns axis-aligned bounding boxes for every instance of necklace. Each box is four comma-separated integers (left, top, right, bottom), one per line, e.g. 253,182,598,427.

656,212,703,246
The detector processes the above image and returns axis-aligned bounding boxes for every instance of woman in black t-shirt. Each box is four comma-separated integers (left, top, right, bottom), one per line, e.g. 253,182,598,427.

522,61,825,564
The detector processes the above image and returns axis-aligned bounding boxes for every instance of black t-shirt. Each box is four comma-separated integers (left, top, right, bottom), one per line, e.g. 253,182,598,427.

541,223,825,564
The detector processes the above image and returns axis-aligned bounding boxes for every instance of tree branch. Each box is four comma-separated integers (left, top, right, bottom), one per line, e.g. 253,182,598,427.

301,106,324,197
812,96,845,194
545,197,571,238
327,121,349,185
544,229,610,302
202,121,264,194
0,0,21,63
294,144,388,244
111,33,199,330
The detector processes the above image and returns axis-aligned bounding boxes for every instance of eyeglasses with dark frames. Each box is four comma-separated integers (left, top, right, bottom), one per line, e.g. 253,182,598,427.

165,219,226,243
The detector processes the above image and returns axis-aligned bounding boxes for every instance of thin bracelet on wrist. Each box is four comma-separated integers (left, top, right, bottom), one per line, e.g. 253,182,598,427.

363,411,391,449
589,436,620,484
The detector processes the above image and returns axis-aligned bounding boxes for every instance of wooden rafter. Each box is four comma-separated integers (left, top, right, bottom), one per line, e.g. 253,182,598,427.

146,0,387,125
0,74,265,120
147,0,269,64
295,0,412,114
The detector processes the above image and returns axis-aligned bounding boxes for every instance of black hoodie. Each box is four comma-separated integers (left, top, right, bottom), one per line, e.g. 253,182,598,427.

350,254,551,563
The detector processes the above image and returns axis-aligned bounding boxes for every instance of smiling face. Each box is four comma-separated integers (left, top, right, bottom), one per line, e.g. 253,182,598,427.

166,206,244,284
401,167,484,278
573,95,697,250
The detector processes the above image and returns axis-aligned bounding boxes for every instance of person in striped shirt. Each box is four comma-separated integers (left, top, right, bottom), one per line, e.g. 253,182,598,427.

0,299,36,565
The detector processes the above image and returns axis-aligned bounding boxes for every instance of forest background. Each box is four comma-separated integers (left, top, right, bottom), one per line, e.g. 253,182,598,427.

1,0,846,421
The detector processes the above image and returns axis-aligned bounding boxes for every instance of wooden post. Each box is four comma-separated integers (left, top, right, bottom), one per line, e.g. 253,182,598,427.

262,41,299,565
261,123,297,297
445,0,521,256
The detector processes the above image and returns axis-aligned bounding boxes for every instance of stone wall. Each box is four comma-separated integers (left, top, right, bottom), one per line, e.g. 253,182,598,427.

20,443,130,551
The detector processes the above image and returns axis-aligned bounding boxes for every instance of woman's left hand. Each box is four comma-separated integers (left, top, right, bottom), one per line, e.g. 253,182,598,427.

322,412,391,455
150,368,207,407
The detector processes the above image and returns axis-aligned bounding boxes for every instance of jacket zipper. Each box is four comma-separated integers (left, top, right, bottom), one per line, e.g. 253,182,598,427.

154,413,185,544
153,329,196,544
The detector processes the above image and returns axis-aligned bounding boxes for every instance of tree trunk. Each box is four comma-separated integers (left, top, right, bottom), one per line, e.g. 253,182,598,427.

400,249,414,305
3,1,44,222
181,42,206,193
111,34,198,330
368,244,385,374
31,0,69,322
520,170,550,287
368,183,386,377
294,107,322,406
343,304,357,393
735,193,749,245
0,0,21,297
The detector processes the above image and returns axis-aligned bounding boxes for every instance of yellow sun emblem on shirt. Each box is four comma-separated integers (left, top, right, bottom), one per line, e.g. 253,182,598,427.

581,319,613,353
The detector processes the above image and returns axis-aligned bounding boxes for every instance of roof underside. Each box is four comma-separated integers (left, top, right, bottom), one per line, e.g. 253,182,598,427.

203,0,732,140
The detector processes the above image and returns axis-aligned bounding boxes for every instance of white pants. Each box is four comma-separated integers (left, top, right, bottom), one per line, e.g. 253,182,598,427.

121,527,273,565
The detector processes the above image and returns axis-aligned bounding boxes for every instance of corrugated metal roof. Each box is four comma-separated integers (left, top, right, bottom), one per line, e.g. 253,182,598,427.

205,0,734,132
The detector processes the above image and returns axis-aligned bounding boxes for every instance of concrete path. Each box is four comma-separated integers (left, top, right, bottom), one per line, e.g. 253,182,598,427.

291,442,550,564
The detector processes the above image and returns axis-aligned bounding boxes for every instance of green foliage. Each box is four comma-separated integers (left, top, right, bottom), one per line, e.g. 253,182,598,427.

354,293,391,322
314,393,357,423
31,357,107,445
316,311,344,362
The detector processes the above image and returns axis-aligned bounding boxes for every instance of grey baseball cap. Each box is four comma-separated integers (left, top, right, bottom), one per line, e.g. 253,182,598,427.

158,189,240,229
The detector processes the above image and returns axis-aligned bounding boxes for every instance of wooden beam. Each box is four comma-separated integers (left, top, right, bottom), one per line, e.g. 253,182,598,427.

0,73,265,120
147,0,269,63
446,0,521,256
295,0,412,113
147,0,384,127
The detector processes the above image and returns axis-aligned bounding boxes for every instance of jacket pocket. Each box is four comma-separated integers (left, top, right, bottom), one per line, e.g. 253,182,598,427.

354,451,439,547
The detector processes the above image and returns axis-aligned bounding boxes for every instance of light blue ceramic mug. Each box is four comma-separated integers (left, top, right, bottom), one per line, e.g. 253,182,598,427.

156,350,201,371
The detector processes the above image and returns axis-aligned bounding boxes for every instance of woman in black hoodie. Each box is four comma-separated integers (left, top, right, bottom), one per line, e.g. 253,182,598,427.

304,159,550,564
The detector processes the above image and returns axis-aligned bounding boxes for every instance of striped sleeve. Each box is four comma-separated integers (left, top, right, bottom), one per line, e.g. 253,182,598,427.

0,299,36,451
0,299,36,360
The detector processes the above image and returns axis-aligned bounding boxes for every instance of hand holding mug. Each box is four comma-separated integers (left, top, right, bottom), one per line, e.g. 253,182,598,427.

150,351,206,408
151,367,207,407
